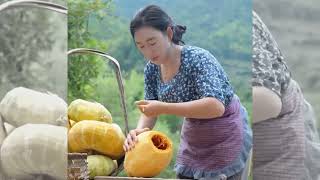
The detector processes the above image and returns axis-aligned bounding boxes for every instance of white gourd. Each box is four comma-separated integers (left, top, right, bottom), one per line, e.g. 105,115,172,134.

0,124,67,180
0,87,67,127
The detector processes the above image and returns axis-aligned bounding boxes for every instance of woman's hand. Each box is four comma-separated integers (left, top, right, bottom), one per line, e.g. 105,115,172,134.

123,128,150,152
135,100,166,117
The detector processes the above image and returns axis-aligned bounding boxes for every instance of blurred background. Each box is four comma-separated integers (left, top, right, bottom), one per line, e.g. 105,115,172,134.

254,0,320,132
68,0,251,178
0,0,67,100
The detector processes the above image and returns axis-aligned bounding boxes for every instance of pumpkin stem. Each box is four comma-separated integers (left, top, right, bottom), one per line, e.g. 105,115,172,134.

151,134,168,150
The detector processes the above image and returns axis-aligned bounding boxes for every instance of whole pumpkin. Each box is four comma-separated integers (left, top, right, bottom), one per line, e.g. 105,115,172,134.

0,87,67,127
68,99,112,123
68,120,125,159
124,131,173,177
87,155,117,179
0,124,67,180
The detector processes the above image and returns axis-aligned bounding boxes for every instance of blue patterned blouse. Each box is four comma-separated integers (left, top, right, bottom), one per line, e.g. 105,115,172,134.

144,45,234,107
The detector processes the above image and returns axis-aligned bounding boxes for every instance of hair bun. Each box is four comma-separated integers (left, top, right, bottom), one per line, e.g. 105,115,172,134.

172,24,187,45
176,25,186,34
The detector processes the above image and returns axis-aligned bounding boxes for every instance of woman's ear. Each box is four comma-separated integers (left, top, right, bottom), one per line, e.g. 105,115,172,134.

166,26,173,41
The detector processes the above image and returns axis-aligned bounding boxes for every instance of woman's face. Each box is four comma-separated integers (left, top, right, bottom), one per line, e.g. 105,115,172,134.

134,26,172,65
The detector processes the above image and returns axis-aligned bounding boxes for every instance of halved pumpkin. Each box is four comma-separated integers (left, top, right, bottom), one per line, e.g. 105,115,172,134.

124,131,173,177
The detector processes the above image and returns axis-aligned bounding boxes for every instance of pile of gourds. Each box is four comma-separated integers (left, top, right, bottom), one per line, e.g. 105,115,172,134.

68,99,173,178
67,99,174,178
0,87,68,180
67,99,123,179
0,87,174,180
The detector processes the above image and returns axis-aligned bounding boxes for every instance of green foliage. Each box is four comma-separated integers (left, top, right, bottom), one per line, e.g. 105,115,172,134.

89,12,145,72
68,0,113,102
0,2,67,99
112,0,251,61
68,55,104,101
68,0,114,49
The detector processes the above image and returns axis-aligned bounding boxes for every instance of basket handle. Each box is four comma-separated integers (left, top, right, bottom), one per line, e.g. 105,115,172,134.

68,48,129,136
0,0,67,14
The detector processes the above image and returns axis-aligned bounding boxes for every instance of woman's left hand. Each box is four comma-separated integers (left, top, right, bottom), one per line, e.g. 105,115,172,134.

135,100,166,117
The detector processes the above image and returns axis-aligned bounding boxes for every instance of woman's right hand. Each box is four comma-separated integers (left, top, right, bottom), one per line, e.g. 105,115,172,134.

123,128,150,152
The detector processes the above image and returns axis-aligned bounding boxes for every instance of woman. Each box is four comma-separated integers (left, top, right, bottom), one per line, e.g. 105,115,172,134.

123,5,252,180
252,11,320,180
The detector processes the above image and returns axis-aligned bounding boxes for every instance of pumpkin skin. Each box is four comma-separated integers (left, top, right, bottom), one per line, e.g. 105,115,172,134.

87,155,117,179
68,120,125,159
68,99,112,123
124,131,173,177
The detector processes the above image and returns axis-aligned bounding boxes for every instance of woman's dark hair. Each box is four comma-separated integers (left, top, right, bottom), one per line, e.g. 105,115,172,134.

130,5,186,45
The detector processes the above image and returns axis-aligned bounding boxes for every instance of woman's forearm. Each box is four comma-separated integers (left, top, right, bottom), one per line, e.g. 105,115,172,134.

136,114,157,129
162,97,225,119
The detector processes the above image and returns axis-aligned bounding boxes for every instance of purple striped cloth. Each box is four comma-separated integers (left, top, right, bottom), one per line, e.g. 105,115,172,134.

176,96,243,173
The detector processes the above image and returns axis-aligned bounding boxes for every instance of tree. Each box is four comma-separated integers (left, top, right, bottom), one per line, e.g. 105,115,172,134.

67,0,113,101
0,0,67,99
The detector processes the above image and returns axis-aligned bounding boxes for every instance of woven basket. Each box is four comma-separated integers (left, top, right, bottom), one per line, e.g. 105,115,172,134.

68,153,90,180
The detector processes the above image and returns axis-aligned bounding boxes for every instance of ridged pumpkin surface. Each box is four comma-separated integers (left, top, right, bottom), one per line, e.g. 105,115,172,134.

68,120,125,159
68,99,112,123
87,155,117,179
124,131,173,177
